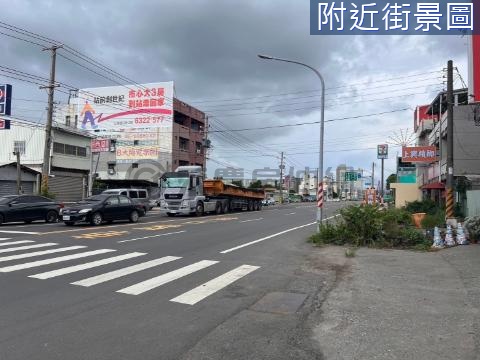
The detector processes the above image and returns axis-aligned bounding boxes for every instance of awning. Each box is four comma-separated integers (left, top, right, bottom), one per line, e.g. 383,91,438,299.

421,182,445,190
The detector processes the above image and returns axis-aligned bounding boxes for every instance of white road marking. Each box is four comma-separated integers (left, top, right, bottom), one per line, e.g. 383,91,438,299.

72,256,181,287
0,230,40,235
0,238,12,241
239,218,263,223
0,243,57,254
29,252,146,279
170,264,260,305
0,246,87,263
285,212,296,215
0,249,116,272
117,260,219,295
220,222,316,254
0,240,35,247
117,230,186,243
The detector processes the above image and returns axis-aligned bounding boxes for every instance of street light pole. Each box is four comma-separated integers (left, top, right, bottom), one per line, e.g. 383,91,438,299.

258,54,325,229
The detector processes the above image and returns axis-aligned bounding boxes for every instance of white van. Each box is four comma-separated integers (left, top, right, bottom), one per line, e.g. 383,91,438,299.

101,188,151,214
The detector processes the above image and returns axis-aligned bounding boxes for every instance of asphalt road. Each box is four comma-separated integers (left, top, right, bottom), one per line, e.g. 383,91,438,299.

0,201,346,360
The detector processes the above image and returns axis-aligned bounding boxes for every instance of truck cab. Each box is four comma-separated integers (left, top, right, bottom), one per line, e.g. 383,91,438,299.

159,166,206,216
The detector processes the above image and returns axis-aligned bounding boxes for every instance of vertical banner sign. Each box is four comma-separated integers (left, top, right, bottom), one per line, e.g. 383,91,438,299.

377,144,388,159
0,84,12,116
472,35,480,103
317,182,323,208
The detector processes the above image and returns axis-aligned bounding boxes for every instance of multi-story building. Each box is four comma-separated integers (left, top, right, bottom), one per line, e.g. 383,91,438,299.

56,82,207,190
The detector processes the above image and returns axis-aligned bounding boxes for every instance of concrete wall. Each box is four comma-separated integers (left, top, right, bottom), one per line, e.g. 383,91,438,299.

453,105,480,176
391,183,421,208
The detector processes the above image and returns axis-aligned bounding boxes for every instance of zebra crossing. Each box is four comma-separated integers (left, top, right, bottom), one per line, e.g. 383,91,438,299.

0,238,259,306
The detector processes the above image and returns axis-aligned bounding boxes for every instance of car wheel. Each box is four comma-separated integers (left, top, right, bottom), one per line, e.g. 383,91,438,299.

195,202,204,217
64,221,75,226
129,210,139,223
46,210,58,223
90,212,103,226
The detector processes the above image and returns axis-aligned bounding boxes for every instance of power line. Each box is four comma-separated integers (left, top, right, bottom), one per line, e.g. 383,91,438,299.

189,70,442,104
208,108,409,133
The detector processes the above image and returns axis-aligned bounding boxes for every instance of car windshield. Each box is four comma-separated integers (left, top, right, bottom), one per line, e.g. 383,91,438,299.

163,177,189,188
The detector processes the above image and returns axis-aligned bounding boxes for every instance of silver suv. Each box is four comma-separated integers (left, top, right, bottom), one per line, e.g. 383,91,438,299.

101,189,151,214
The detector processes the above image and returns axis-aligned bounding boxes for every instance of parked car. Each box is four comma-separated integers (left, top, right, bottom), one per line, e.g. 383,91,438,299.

261,199,269,206
267,198,276,206
101,188,151,214
0,195,61,225
62,194,143,226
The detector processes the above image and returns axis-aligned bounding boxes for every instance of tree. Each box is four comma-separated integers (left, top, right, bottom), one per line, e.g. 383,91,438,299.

232,180,243,187
386,173,397,190
248,180,263,189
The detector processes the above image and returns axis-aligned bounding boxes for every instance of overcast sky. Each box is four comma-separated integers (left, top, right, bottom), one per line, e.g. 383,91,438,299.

0,0,470,182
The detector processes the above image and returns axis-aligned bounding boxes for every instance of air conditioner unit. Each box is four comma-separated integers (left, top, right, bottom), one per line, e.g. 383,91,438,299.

196,149,201,154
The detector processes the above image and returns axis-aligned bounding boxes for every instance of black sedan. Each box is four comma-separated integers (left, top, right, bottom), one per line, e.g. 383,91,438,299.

62,194,144,226
0,195,61,225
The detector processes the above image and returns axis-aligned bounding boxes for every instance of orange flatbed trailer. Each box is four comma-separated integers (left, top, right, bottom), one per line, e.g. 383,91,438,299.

203,180,264,200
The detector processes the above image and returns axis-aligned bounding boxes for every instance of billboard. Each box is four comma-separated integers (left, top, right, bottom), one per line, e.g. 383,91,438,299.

402,146,437,163
91,139,111,153
377,144,388,159
76,82,174,162
0,84,12,116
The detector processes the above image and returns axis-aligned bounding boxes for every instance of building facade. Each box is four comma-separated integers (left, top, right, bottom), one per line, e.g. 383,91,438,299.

57,83,207,189
0,119,93,201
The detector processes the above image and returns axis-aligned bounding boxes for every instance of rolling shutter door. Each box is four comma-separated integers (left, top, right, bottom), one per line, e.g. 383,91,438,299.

0,181,34,196
49,174,85,202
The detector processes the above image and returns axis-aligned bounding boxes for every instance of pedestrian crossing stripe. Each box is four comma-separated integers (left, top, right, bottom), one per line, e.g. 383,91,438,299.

117,260,219,295
73,231,129,239
71,256,181,287
170,264,260,305
0,242,58,254
29,252,146,279
0,240,35,247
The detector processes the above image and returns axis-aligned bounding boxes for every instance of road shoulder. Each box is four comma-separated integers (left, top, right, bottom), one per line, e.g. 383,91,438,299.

313,246,479,360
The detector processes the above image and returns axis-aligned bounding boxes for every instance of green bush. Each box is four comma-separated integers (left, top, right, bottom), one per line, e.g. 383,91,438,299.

421,210,446,229
405,199,439,215
310,205,430,250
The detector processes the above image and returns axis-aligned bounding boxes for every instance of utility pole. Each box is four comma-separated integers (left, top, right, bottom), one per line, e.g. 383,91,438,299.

371,162,375,189
40,45,62,195
380,158,385,199
446,60,455,219
279,151,284,203
15,151,21,194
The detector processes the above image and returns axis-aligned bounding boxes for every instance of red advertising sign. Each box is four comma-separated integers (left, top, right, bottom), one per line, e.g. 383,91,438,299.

402,146,437,163
91,139,110,153
0,118,11,130
472,35,480,103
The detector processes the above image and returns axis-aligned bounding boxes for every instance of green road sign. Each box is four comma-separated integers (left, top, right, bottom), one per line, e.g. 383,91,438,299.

344,171,358,181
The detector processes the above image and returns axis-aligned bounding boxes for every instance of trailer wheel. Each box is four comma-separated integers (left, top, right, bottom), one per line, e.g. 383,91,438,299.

215,202,222,215
223,201,230,214
195,202,204,217
247,200,253,211
255,201,260,211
